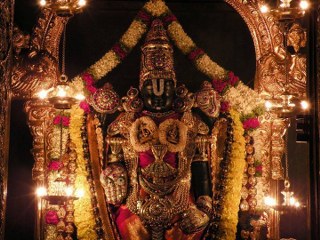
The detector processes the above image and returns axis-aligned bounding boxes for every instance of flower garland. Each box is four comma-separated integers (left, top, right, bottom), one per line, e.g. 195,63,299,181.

69,105,97,240
70,0,227,85
69,0,263,122
64,0,262,237
213,109,246,239
50,118,69,160
222,109,245,239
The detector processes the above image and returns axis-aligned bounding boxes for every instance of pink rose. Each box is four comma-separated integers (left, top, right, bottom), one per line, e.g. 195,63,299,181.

45,210,59,225
228,71,239,86
53,115,62,125
80,101,91,113
243,117,260,130
48,161,63,171
61,116,70,127
212,79,227,93
220,101,230,112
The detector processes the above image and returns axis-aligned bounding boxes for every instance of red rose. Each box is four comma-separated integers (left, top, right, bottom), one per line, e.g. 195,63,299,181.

212,79,227,93
48,161,63,171
228,71,239,86
82,73,94,85
61,116,70,127
188,48,204,61
80,101,91,113
243,117,260,130
53,115,62,125
45,210,59,225
87,85,97,94
220,101,230,112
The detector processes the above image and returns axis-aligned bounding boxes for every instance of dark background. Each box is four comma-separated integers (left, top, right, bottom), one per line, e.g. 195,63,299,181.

7,0,309,239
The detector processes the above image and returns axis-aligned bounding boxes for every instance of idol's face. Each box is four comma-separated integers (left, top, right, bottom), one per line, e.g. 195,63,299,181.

141,79,175,112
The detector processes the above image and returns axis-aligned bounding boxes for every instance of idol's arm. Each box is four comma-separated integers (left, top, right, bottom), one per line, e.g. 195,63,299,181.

100,138,128,206
192,160,213,215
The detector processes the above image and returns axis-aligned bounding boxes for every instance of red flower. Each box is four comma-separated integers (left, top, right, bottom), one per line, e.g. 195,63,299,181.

188,48,204,61
220,101,230,112
80,101,91,113
228,71,239,86
255,165,263,172
212,79,227,93
53,115,62,125
162,13,177,26
82,73,94,85
61,116,70,127
48,161,63,171
87,85,97,94
136,9,152,25
112,43,127,60
243,117,260,130
45,210,59,225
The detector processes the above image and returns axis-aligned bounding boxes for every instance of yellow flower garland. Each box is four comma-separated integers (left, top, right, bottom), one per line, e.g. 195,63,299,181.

218,109,246,239
144,0,169,16
167,21,196,55
71,0,228,83
69,105,98,240
66,0,255,238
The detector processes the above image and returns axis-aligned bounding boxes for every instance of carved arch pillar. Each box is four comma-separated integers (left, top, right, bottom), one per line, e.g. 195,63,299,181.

0,0,13,239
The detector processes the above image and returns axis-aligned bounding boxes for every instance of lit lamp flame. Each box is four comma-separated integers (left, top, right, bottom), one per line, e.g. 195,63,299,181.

78,0,86,7
74,92,86,101
39,0,46,7
265,100,273,111
37,89,50,99
36,186,47,198
75,188,85,198
260,4,270,13
65,186,74,197
300,100,309,110
264,196,277,207
299,0,310,10
56,85,68,98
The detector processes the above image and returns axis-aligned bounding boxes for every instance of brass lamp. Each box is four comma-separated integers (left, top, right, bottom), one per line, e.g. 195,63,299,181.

37,20,85,109
39,0,87,16
259,0,310,21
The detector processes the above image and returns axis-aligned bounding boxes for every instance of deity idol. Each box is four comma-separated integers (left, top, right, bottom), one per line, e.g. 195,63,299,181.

100,19,220,240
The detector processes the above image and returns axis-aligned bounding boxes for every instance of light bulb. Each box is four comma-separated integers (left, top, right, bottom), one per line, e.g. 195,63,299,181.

299,0,310,10
36,186,47,197
260,4,270,13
